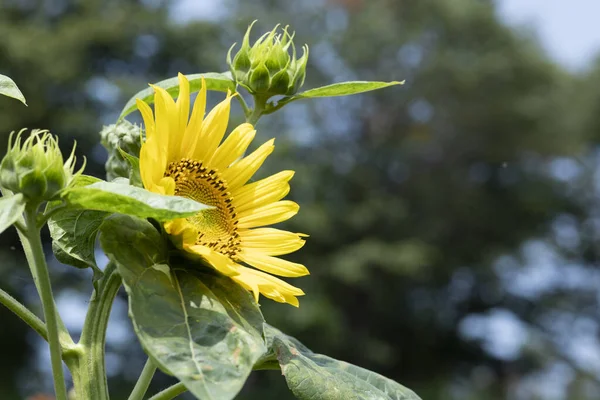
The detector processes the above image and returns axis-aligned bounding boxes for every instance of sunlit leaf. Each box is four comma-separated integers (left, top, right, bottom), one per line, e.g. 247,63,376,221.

0,74,27,105
261,324,421,400
62,180,208,221
292,80,403,99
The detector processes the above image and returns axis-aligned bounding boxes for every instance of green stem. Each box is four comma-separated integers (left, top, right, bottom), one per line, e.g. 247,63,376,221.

127,358,157,400
147,382,187,400
38,202,68,229
0,286,48,341
24,205,69,400
71,262,122,400
235,94,251,118
246,95,268,125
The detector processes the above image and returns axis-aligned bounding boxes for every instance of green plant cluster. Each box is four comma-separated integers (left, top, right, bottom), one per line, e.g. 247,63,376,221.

0,22,413,400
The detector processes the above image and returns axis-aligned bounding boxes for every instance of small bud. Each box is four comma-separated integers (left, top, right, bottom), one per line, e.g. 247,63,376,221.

228,21,309,97
99,120,141,181
0,129,83,202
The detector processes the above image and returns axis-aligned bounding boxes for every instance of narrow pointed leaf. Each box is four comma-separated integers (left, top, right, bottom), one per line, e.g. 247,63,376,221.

117,148,142,187
0,193,25,235
62,180,208,221
100,215,267,400
119,72,235,120
292,80,404,99
0,74,27,105
261,324,421,400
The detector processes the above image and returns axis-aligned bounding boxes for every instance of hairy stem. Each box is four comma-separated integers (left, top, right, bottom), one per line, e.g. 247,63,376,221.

0,286,48,341
71,262,122,400
24,205,69,400
246,95,269,125
128,358,157,400
147,382,188,400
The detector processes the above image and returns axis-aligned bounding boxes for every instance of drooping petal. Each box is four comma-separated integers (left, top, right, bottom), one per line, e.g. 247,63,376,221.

209,123,255,171
239,228,306,256
238,251,309,277
221,139,275,190
185,244,240,276
237,200,299,229
165,217,196,242
230,265,304,306
232,170,294,213
191,91,234,162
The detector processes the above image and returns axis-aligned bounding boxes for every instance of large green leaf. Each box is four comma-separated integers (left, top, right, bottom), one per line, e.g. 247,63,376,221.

62,180,208,221
292,81,403,99
0,74,27,105
262,325,421,400
48,175,106,272
119,72,235,120
0,193,25,235
49,209,107,271
100,215,267,400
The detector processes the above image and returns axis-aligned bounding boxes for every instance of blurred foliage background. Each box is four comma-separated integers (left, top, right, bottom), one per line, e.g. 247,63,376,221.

1,0,599,399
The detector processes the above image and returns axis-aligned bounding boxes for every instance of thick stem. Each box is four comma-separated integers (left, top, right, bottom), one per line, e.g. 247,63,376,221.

24,206,69,400
71,262,122,400
147,382,187,400
127,358,157,400
246,95,269,125
0,287,48,341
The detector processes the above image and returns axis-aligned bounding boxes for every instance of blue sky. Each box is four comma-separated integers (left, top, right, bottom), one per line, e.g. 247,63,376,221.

498,0,600,70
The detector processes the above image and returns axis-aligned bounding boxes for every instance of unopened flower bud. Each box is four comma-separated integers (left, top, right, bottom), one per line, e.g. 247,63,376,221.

0,129,82,202
227,21,309,97
100,120,141,181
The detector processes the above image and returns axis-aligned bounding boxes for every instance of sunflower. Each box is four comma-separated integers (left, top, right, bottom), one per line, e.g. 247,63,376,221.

136,73,308,306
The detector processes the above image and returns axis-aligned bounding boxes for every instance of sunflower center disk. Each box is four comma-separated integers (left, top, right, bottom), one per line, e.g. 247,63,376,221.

165,158,240,257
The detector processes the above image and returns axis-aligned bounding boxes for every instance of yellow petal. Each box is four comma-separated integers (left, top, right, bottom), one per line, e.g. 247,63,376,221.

221,139,275,190
164,217,197,248
136,99,155,141
239,228,306,256
171,73,190,161
139,136,166,189
238,251,309,277
230,265,304,307
181,78,207,158
209,123,256,171
237,200,299,229
150,84,177,162
157,176,175,196
232,170,294,213
191,91,234,161
185,245,240,276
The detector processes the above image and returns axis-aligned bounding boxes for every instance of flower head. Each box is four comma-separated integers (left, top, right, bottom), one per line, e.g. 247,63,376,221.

136,73,308,306
227,22,309,97
0,129,82,201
